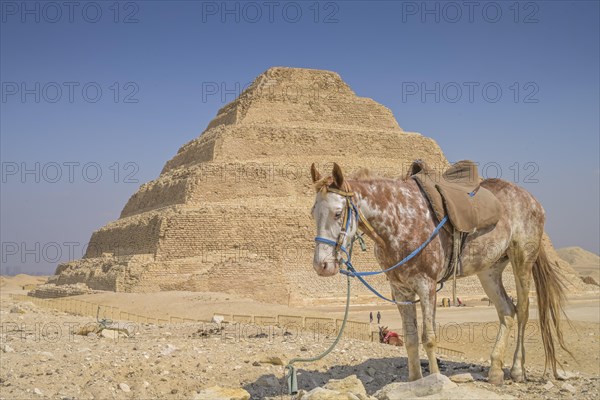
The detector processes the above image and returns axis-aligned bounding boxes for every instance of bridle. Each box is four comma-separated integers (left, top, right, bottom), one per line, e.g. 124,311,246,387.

313,185,381,263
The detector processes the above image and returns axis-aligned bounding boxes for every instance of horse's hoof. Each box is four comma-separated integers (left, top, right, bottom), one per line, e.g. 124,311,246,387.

510,368,525,382
488,369,504,385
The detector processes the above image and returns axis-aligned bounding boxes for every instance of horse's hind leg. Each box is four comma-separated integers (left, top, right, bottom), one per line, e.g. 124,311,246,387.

477,259,516,385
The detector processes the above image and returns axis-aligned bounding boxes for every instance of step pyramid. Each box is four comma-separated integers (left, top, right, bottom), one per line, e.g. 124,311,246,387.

50,67,454,305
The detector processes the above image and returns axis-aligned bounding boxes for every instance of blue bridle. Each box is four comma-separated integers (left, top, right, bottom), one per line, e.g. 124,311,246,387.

314,192,359,260
314,186,448,305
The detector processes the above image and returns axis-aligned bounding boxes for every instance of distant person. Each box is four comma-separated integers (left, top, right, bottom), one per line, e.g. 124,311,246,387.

369,312,373,323
457,298,464,307
377,311,381,324
488,298,492,306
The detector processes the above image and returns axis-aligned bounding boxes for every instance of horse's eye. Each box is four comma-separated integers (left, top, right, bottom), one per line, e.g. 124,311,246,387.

335,211,342,219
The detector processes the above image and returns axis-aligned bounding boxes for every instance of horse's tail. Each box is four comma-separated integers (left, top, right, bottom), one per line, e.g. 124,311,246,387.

532,244,574,377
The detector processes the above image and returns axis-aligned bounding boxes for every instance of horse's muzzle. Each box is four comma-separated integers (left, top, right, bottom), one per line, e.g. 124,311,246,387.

314,260,339,277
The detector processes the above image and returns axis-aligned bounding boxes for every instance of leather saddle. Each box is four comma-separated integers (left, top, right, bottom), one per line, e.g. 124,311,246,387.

407,160,503,234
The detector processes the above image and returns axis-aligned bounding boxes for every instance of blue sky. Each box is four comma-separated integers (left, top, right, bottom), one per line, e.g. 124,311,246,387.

1,0,598,275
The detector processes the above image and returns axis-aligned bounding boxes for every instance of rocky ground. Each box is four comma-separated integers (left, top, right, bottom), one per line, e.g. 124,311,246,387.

1,297,598,400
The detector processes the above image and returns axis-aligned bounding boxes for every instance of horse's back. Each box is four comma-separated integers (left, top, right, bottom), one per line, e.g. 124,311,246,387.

481,178,545,220
480,178,546,245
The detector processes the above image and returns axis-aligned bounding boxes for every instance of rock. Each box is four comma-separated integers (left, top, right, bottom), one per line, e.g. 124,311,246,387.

323,375,367,397
252,361,261,366
257,375,279,388
161,344,178,356
374,374,457,399
449,373,474,383
560,383,576,394
10,306,26,314
260,356,286,366
33,388,43,395
100,329,119,340
1,344,15,353
556,370,578,380
297,375,373,399
194,386,251,400
366,367,377,378
376,378,515,400
76,324,100,336
119,383,131,392
542,381,554,390
297,387,346,399
212,315,225,324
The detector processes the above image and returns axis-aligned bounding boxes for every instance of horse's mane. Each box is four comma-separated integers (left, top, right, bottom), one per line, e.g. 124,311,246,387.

313,168,399,193
351,168,404,181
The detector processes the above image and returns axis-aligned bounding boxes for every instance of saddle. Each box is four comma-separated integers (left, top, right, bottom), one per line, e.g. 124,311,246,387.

407,160,503,234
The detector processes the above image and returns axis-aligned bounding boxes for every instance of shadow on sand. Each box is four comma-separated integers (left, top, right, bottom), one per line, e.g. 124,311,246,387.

244,356,484,399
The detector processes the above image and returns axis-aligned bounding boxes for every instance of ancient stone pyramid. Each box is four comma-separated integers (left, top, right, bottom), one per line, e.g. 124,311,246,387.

49,67,450,305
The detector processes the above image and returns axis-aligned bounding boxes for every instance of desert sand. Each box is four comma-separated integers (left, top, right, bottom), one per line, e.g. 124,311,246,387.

1,276,598,399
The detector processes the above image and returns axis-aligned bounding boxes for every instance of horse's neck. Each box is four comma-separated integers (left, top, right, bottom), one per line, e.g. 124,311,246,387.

350,178,431,249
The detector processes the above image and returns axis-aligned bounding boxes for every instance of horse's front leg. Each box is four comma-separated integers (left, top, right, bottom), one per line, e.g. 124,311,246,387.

395,290,422,381
415,282,439,375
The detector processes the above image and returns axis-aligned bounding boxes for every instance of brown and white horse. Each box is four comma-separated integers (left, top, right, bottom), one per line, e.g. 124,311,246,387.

310,163,571,384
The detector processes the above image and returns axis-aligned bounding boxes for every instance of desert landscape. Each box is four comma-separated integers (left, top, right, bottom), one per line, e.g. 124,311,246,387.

1,250,598,400
2,68,599,399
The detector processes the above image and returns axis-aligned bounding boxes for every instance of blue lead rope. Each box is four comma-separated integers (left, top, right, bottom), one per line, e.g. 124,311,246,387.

315,208,448,305
342,216,447,305
343,215,448,277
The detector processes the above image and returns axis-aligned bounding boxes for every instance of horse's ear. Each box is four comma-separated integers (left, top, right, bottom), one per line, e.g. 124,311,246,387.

310,163,322,183
332,163,344,188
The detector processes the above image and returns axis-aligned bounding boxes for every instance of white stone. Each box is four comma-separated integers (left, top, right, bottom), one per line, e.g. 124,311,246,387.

374,374,457,399
100,329,119,340
323,375,367,396
376,381,515,400
560,382,576,394
1,344,15,353
542,381,554,390
119,382,131,392
161,344,178,356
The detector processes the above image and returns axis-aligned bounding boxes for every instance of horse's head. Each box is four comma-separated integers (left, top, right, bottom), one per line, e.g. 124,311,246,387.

310,163,359,277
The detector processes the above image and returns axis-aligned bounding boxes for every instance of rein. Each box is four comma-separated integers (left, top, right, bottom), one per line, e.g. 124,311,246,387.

314,184,448,305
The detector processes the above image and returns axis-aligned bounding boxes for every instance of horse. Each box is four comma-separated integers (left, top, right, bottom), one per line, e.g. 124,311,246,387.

379,326,404,346
310,162,571,385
